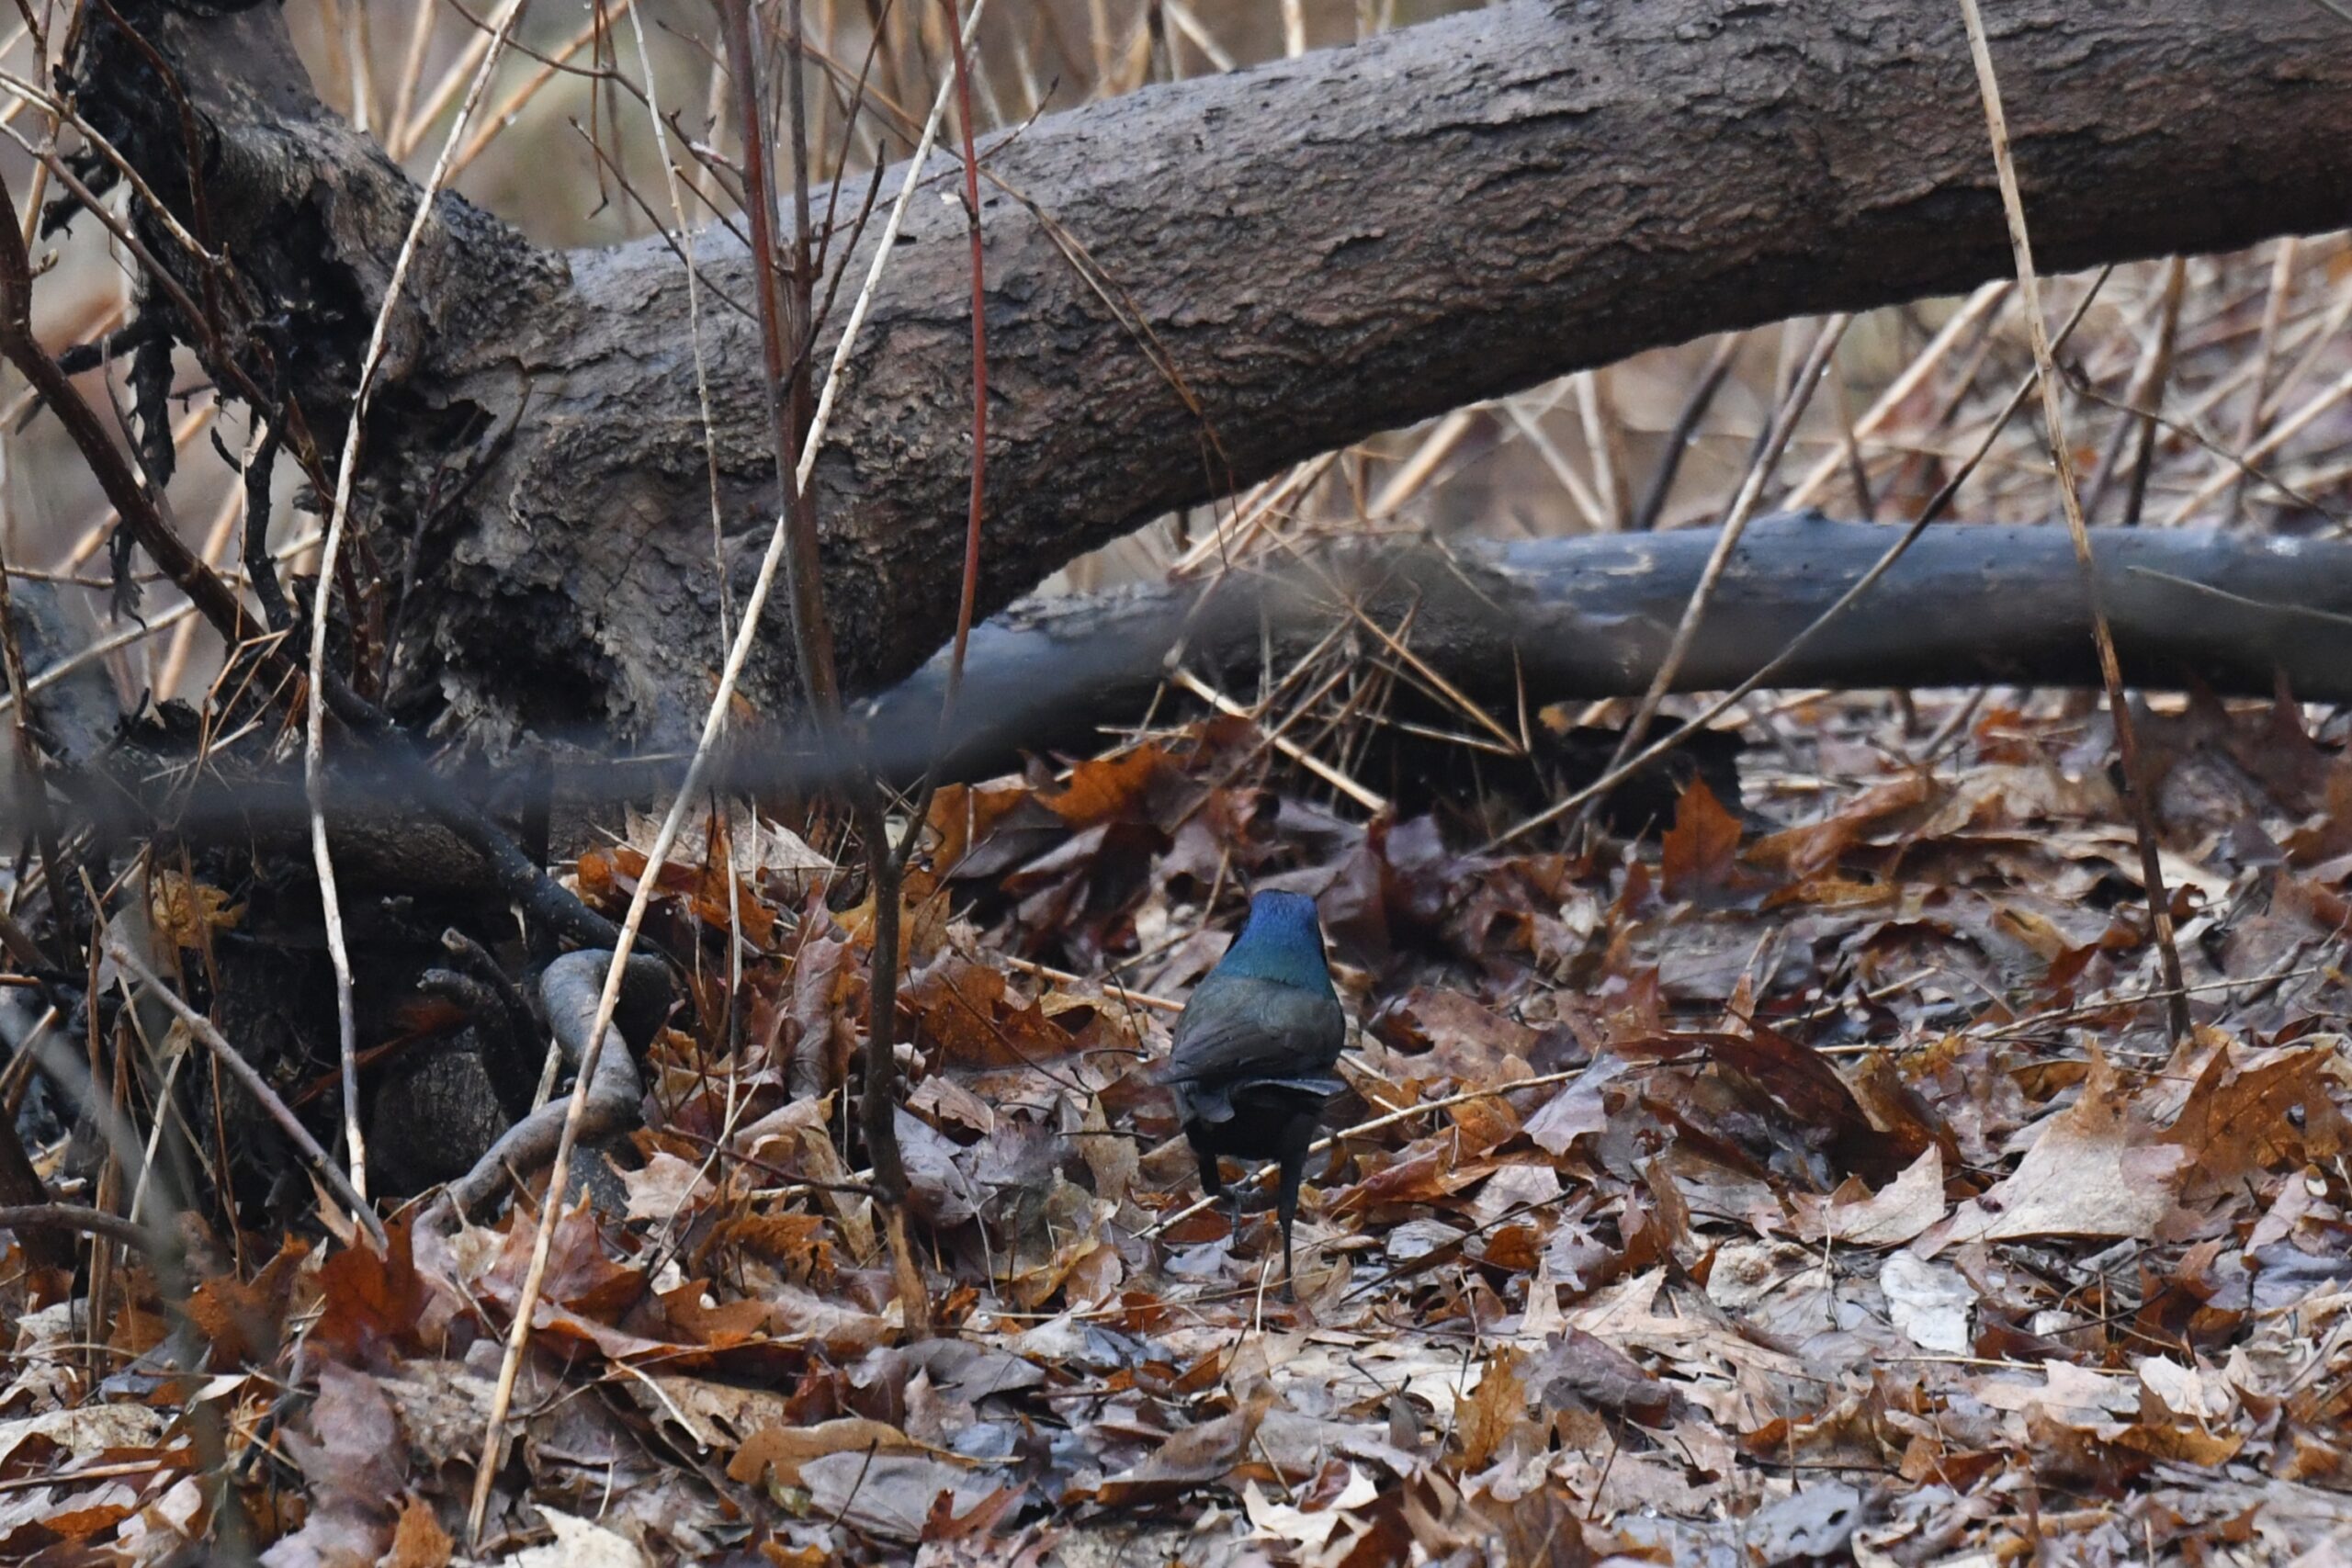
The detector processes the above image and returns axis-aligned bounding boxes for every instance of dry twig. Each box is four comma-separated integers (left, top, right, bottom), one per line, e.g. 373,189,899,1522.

1957,0,2189,1049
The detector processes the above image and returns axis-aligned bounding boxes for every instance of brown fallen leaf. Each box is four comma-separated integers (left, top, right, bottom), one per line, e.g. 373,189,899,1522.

2165,1041,2349,1205
792,1450,998,1543
1522,1055,1628,1156
1748,774,1934,880
1527,1327,1673,1427
1701,1019,1903,1181
308,1215,425,1364
1931,1051,2188,1247
726,1416,926,1486
1085,1390,1276,1506
1660,778,1749,904
1039,742,1179,829
385,1495,453,1568
1242,1465,1382,1553
268,1360,405,1566
1792,1145,1946,1247
1450,1348,1529,1469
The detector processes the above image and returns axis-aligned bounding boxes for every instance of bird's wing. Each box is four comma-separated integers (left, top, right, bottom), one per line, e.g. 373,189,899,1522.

1235,1076,1349,1098
1152,975,1345,1089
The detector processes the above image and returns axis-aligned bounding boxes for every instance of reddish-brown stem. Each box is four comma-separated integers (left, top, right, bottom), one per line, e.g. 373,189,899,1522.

890,0,989,860
718,0,912,1205
862,2,986,1264
718,0,839,721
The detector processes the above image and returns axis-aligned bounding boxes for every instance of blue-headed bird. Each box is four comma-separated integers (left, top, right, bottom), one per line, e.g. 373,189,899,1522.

1152,889,1347,1287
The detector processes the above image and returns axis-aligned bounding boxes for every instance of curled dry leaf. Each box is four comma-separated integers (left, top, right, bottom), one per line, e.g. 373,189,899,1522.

506,1506,649,1568
1085,1391,1276,1506
1792,1145,1946,1247
1934,1052,2188,1247
727,1417,927,1486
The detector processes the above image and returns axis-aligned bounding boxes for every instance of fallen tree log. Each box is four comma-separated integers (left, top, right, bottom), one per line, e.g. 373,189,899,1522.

865,517,2352,783
32,518,2349,879
77,0,2352,754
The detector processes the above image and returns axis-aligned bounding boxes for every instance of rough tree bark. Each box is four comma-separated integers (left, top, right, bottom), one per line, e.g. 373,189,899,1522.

72,0,2352,758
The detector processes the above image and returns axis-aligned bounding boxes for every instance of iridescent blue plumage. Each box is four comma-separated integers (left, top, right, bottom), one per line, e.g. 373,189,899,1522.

1152,890,1347,1289
1204,889,1332,987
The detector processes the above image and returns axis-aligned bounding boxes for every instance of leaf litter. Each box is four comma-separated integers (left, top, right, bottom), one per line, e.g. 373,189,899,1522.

7,687,2352,1564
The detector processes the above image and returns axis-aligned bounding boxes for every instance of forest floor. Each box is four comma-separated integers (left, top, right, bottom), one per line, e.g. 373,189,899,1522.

4,0,2351,1560
9,675,2352,1565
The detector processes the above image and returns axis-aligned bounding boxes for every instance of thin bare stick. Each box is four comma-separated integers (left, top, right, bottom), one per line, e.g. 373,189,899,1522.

0,525,324,723
394,2,503,159
2227,239,2297,524
307,0,529,1219
1487,272,2111,852
0,70,214,266
1780,281,2009,512
861,1,994,1324
1342,598,1521,753
1574,368,1630,530
1504,398,1611,531
0,1202,153,1253
621,0,731,649
1956,0,2188,1049
0,184,254,654
154,456,252,700
2081,257,2185,525
463,2,987,1544
101,929,385,1247
1632,333,1742,533
345,0,376,135
1173,668,1386,811
2261,266,2352,422
2070,377,2343,527
450,0,643,177
1576,314,1849,826
2165,364,2352,523
386,0,438,141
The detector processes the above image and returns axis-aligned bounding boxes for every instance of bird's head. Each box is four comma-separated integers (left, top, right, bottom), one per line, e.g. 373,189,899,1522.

1213,889,1331,988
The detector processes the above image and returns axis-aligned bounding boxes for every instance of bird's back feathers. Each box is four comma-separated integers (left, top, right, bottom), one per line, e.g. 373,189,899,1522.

1152,970,1345,1091
1152,891,1345,1288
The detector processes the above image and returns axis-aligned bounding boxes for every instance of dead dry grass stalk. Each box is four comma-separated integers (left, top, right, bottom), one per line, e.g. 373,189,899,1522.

463,0,989,1540
1955,0,2189,1050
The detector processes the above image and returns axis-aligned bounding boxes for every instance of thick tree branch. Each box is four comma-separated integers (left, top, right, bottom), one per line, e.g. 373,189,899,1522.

866,518,2352,784
72,0,2352,755
49,520,2352,879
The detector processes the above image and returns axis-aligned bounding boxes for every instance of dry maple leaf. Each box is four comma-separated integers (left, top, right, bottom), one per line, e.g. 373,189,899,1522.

1934,1051,2188,1247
